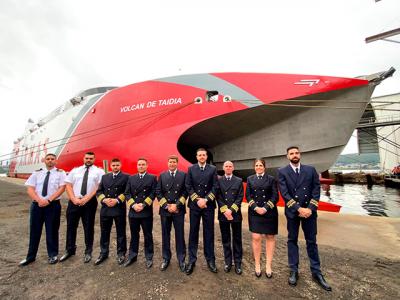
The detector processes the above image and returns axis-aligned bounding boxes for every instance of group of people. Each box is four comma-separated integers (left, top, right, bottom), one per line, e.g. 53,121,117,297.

19,147,331,291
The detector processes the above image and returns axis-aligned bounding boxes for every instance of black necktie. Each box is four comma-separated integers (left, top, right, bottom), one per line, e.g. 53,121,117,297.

295,168,299,176
113,173,117,179
81,166,89,196
171,172,175,178
257,175,262,180
41,171,50,197
226,177,230,181
200,167,204,171
139,174,143,179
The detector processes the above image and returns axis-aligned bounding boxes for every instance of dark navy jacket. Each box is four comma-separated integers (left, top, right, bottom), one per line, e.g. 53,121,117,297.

124,173,157,218
156,170,187,216
277,164,320,219
246,174,278,217
96,172,129,217
216,175,244,222
185,163,218,211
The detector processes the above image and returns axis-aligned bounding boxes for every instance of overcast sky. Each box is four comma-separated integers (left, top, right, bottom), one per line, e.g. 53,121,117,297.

1,0,399,160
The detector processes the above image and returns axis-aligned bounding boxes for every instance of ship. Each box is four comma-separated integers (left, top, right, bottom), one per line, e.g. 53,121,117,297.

8,70,394,188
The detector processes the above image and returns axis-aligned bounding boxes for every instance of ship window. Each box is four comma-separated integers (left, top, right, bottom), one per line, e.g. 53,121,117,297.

206,91,219,102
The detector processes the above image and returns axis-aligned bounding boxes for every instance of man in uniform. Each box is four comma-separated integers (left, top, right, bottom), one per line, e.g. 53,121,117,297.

278,146,332,291
95,158,129,265
216,161,243,275
156,155,187,272
185,148,218,275
60,151,105,263
19,153,66,266
124,158,157,268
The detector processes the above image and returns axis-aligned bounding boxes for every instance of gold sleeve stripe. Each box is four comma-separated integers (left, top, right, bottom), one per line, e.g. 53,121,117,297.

208,193,215,201
287,199,296,208
97,194,106,202
179,196,186,205
231,204,239,212
190,193,199,201
267,201,274,209
220,205,228,213
310,199,319,207
248,200,255,206
127,198,135,206
159,198,167,207
118,194,126,202
144,197,153,206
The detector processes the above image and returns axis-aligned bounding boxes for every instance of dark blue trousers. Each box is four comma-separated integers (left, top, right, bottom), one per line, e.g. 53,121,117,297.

219,221,242,265
27,201,61,260
128,216,153,260
188,208,215,264
287,215,321,275
160,214,186,263
99,214,127,256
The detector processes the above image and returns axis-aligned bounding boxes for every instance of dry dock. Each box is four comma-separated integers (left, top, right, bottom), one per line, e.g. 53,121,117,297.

0,178,399,299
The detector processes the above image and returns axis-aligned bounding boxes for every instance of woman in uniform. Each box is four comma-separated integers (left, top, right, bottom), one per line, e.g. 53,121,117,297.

246,158,278,278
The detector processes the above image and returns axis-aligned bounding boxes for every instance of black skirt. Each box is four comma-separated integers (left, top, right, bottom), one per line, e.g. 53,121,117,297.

248,207,278,235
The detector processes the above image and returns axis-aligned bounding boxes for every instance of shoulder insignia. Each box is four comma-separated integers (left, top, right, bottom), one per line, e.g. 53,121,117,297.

56,168,64,172
35,168,43,172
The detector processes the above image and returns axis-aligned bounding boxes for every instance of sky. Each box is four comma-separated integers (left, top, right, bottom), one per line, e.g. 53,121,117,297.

1,0,399,161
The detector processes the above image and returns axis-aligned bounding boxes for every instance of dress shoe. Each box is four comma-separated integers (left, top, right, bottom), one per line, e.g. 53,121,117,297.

207,261,217,273
123,256,137,267
255,271,262,278
179,261,186,272
117,255,125,265
234,264,242,275
146,259,153,269
265,272,273,279
312,273,332,291
288,271,299,286
59,252,74,262
224,264,232,273
84,254,92,263
94,255,108,265
185,263,195,275
160,259,169,271
19,258,35,267
48,256,58,264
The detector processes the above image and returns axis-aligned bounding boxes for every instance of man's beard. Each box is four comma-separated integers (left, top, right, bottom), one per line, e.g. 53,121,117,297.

290,157,300,164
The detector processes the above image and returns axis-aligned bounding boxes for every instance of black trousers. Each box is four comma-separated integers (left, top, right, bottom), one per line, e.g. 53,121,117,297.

188,208,215,264
26,201,61,260
160,214,186,263
287,215,321,275
65,198,98,255
219,221,242,265
99,214,127,257
128,216,153,260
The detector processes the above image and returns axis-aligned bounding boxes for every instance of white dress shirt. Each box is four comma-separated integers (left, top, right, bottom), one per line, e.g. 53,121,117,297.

25,167,67,200
290,163,301,174
65,165,105,198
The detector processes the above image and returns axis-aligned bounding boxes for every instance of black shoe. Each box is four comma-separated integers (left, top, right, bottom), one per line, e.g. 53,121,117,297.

160,259,169,271
84,254,92,264
288,271,299,286
123,256,137,267
19,258,35,267
207,261,217,273
48,256,58,264
117,255,125,265
179,261,186,272
59,252,74,262
312,273,332,291
185,263,195,275
224,264,232,273
146,259,153,269
234,263,242,275
265,272,273,279
94,255,108,265
255,271,262,278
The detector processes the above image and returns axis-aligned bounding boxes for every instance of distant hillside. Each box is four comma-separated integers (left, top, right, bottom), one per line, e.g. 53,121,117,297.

334,153,380,165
